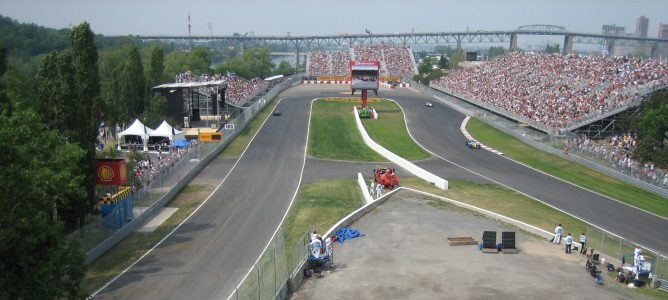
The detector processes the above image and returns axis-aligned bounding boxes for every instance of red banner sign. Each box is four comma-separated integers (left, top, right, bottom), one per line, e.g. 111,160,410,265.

96,159,127,186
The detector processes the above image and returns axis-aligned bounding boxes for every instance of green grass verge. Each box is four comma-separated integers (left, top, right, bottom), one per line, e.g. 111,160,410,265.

308,100,386,162
362,101,431,161
81,184,214,294
282,178,364,268
466,118,668,218
402,178,588,239
220,98,280,158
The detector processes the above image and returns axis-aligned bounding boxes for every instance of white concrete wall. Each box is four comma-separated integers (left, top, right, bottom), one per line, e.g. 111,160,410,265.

353,107,448,190
358,172,375,204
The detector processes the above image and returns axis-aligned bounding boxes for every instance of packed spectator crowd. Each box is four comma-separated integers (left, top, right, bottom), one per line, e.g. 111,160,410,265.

331,51,352,75
174,71,268,107
224,75,267,106
566,133,668,188
306,45,417,78
432,52,668,129
377,45,417,77
307,51,351,76
307,52,330,75
133,141,199,189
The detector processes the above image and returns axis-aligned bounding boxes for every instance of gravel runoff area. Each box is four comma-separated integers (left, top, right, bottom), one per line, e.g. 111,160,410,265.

291,190,645,300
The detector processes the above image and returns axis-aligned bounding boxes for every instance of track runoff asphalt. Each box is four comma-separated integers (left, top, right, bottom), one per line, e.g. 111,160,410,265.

95,84,666,299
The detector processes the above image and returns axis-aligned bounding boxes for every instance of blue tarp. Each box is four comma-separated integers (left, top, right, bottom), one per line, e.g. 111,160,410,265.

172,139,191,148
335,227,365,244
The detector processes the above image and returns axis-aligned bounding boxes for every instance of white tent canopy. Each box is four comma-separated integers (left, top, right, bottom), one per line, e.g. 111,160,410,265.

117,119,154,151
149,120,185,142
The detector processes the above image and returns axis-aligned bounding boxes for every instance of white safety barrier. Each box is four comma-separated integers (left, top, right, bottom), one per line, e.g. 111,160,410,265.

357,172,375,204
353,106,448,190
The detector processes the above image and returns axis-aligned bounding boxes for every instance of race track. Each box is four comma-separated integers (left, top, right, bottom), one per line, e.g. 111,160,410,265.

388,88,668,254
96,89,311,299
96,84,667,299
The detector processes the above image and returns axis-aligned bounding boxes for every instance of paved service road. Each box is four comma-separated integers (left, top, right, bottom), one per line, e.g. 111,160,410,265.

96,89,311,299
389,88,668,254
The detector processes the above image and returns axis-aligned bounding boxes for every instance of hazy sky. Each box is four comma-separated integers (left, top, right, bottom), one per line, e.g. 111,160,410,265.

1,0,667,37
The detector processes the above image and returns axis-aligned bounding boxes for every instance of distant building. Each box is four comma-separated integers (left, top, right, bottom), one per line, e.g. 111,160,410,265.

602,24,625,35
602,24,634,56
636,16,649,37
659,23,668,39
659,23,668,58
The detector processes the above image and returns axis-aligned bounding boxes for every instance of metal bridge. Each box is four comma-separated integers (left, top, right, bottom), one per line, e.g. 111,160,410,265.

134,25,668,50
129,25,668,66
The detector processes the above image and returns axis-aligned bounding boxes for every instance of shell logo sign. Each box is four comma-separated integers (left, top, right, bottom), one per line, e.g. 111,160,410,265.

95,159,127,186
98,166,115,182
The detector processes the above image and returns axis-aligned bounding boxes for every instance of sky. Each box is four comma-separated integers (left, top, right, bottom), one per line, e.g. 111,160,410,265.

1,0,667,38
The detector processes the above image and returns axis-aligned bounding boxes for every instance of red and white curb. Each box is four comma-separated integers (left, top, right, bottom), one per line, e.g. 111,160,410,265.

460,116,504,156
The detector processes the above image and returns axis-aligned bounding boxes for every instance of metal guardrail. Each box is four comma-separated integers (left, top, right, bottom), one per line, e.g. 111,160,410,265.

418,83,668,199
81,75,302,263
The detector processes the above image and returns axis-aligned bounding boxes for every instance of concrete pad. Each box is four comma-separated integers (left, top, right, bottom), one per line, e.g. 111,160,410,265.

292,190,644,299
136,207,178,233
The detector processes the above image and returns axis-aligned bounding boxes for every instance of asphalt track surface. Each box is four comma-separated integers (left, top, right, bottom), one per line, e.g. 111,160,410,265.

96,84,666,299
96,89,311,299
386,87,668,254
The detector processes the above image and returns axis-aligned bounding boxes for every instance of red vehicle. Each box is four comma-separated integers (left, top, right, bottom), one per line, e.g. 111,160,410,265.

374,168,399,189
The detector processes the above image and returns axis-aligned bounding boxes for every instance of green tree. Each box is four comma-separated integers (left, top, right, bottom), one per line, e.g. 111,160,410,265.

142,94,168,128
125,46,146,115
488,46,505,59
36,51,75,131
98,43,134,127
438,54,449,69
213,47,274,79
273,60,295,76
0,43,9,114
0,109,87,299
449,49,466,68
417,57,435,74
164,46,212,77
631,90,668,168
64,22,101,230
545,43,560,54
145,45,164,91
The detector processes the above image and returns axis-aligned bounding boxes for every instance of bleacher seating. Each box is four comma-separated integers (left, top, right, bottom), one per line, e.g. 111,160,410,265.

431,52,668,129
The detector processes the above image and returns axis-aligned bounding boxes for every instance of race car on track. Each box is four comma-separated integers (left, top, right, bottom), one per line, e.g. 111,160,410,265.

425,101,433,107
273,110,282,116
465,140,481,149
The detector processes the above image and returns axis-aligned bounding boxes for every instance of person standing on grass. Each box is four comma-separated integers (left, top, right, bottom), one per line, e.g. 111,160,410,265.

375,183,383,198
580,233,587,254
565,233,573,254
553,224,563,244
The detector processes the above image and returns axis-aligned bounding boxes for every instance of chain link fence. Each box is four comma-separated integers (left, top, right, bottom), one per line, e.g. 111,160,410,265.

585,225,666,280
74,75,302,263
228,225,315,300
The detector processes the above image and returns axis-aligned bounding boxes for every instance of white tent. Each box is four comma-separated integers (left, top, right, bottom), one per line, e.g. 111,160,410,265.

148,120,185,150
117,119,154,151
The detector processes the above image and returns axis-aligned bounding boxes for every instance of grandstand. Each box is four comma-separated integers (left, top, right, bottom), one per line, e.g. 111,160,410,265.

152,72,268,127
431,52,668,133
306,44,417,79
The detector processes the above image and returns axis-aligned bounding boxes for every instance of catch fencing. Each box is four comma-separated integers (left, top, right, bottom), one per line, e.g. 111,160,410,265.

585,224,666,280
76,75,302,263
227,225,315,300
